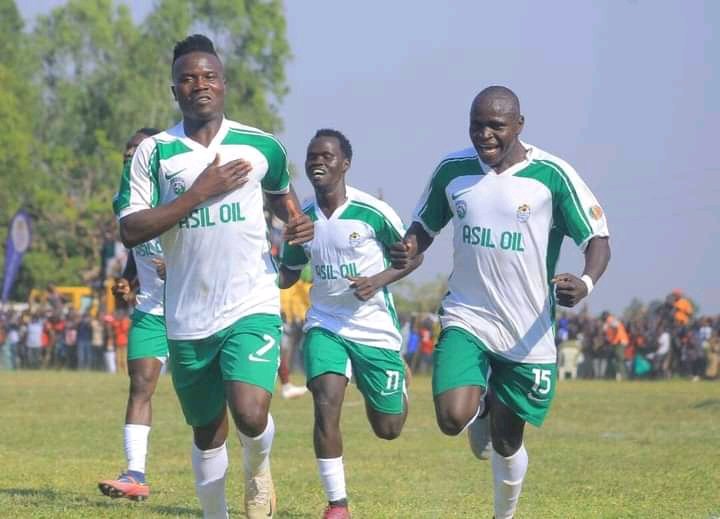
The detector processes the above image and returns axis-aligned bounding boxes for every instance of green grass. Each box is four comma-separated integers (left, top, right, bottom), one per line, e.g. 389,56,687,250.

0,372,718,518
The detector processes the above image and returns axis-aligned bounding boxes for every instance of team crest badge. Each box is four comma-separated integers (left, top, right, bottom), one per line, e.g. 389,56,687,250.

455,200,467,219
516,203,531,223
171,177,186,195
589,205,604,220
348,231,362,247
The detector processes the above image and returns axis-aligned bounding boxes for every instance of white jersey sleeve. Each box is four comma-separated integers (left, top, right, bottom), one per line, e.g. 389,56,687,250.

534,153,609,250
112,138,159,220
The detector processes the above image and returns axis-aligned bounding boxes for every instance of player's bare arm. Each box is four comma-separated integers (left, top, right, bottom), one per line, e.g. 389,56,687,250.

552,236,611,307
389,222,434,270
266,188,314,245
349,253,423,301
111,252,137,302
119,155,252,248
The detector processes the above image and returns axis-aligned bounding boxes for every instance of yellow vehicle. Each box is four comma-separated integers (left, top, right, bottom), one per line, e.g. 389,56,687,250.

29,279,117,315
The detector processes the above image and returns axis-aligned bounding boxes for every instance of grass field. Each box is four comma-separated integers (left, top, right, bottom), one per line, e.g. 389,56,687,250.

0,372,718,519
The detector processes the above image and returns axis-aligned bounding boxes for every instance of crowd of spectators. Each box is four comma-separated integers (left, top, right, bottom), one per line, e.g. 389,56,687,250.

556,290,719,381
1,284,718,383
0,284,132,374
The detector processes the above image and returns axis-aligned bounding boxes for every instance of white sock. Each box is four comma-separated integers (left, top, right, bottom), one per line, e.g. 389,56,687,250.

236,414,275,477
191,442,229,519
492,444,528,519
124,424,150,474
317,457,347,502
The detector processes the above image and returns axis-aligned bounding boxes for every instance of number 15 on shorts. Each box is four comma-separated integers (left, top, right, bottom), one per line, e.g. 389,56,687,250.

531,368,551,395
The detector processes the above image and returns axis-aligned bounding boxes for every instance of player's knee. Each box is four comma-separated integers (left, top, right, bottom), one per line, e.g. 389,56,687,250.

438,417,465,436
233,408,267,437
129,374,155,401
312,394,344,425
436,409,471,436
371,419,403,440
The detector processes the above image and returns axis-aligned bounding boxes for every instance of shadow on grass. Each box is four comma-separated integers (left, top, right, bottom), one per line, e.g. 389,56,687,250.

0,487,198,516
692,399,720,410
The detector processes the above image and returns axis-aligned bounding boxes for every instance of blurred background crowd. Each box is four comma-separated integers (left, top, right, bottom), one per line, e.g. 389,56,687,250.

2,278,718,383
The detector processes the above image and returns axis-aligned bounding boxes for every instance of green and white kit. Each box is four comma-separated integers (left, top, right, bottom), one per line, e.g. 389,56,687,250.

282,186,407,413
114,118,289,341
414,143,609,364
282,186,404,350
114,179,167,361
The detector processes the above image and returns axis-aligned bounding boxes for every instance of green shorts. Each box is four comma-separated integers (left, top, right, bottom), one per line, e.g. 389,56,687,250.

128,310,168,362
304,327,406,415
168,314,282,427
432,327,557,427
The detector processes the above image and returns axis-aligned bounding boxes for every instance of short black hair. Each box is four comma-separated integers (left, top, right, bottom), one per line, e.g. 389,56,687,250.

172,34,218,64
136,127,160,137
313,129,352,161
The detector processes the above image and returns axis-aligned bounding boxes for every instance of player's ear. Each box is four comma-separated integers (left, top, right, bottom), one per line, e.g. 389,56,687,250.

517,114,525,133
342,158,350,173
170,85,177,101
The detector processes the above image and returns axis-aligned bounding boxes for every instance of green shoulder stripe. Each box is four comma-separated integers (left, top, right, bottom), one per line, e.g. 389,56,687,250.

112,160,133,215
155,139,192,160
535,159,593,237
417,154,483,232
222,128,290,193
516,160,593,245
339,201,401,248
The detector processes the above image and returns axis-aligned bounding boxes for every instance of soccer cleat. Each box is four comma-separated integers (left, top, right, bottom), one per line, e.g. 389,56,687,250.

322,503,351,519
468,413,492,460
281,383,308,399
245,466,276,519
98,472,149,501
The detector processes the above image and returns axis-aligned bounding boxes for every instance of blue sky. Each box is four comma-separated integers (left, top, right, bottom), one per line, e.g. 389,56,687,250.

19,1,720,315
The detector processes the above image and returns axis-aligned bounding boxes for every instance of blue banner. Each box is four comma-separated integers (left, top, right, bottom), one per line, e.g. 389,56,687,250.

2,210,32,302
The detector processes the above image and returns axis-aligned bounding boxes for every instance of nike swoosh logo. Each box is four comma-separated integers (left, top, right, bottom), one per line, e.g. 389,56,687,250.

248,354,271,363
164,168,186,180
380,390,400,396
451,188,473,200
527,392,549,402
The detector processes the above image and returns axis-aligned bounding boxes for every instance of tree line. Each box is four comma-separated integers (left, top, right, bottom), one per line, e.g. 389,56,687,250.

0,0,290,298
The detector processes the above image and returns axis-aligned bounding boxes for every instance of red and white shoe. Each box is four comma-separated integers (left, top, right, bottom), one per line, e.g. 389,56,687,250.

322,503,351,519
98,472,149,501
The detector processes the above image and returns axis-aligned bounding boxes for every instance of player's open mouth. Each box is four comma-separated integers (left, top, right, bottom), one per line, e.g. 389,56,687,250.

193,95,212,104
310,168,326,177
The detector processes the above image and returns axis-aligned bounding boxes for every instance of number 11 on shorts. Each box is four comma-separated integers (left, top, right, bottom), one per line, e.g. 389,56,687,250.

385,370,400,391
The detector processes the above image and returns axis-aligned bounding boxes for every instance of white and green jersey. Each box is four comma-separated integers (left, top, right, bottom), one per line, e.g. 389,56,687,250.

281,186,404,351
113,118,289,340
131,240,164,316
414,143,609,363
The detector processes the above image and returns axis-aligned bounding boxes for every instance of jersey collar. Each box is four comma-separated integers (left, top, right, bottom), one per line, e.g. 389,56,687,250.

314,185,354,221
175,116,230,152
479,140,535,176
